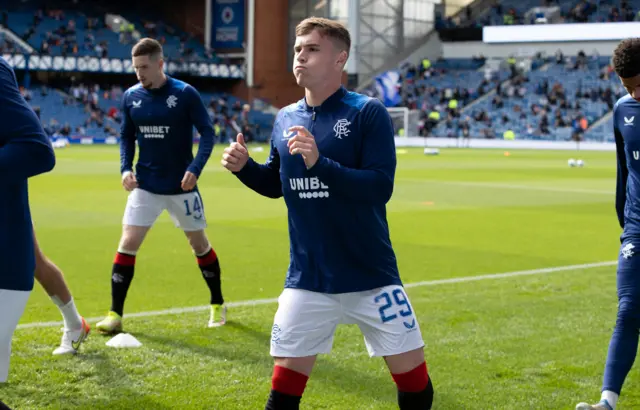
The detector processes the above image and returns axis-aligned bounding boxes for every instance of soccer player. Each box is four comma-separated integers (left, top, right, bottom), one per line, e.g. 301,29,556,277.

0,56,56,382
33,228,91,355
221,18,433,410
576,38,640,410
96,38,225,334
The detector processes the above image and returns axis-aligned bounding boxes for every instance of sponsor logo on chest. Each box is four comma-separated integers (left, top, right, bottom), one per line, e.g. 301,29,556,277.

139,125,170,139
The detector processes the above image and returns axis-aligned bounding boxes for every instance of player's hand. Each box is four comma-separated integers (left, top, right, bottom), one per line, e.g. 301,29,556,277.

122,171,138,191
221,133,249,173
287,126,319,169
181,171,198,191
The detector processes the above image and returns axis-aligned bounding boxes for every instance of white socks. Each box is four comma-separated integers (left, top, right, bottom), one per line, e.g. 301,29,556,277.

51,297,83,330
601,390,618,409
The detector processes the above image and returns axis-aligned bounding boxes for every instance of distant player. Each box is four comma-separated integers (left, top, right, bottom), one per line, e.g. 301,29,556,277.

576,38,640,410
222,18,433,409
0,56,56,383
96,38,225,334
33,228,90,355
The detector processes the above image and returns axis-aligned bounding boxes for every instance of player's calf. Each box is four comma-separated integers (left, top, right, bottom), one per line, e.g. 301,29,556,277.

107,225,148,320
98,245,138,334
185,230,226,326
392,361,433,410
265,357,315,410
96,246,134,334
36,259,90,354
385,349,433,410
34,256,83,324
33,236,88,353
110,250,136,317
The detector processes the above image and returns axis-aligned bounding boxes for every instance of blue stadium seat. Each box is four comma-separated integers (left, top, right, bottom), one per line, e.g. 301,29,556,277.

427,56,623,141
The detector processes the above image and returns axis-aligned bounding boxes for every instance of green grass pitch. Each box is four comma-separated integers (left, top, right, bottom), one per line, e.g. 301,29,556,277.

2,145,638,409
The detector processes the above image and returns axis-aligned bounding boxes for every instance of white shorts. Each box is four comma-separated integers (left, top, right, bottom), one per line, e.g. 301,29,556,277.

123,188,207,232
0,289,30,383
270,285,425,358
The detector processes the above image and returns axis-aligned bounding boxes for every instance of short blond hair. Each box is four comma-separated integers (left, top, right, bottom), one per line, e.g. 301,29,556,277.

295,17,351,54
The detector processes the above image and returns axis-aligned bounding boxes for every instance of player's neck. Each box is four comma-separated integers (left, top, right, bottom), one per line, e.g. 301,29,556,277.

151,74,168,89
305,81,342,108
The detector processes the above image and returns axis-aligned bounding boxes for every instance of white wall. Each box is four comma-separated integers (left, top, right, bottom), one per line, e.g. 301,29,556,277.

443,41,619,58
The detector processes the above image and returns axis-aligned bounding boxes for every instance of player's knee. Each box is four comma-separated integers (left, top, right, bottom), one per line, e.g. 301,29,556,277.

616,298,640,330
118,238,141,254
119,226,147,253
185,230,210,255
386,347,425,374
273,356,315,376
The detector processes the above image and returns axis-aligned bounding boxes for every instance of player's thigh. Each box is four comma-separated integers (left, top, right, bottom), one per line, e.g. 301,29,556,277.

122,188,165,229
166,191,207,232
344,285,425,359
617,237,640,304
271,288,342,359
0,289,30,383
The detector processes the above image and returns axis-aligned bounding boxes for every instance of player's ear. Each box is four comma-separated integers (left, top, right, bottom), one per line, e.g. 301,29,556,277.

336,49,348,67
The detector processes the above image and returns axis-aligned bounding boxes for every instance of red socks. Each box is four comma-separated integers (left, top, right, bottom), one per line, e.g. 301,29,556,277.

392,361,429,393
196,248,218,267
113,252,135,266
272,365,309,397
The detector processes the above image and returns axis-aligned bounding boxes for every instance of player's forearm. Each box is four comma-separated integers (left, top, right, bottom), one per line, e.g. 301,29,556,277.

0,139,55,182
310,156,393,204
188,133,214,177
234,158,283,198
119,138,135,173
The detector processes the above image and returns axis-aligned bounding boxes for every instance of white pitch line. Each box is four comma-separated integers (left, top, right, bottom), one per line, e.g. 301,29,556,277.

400,179,614,195
16,260,617,330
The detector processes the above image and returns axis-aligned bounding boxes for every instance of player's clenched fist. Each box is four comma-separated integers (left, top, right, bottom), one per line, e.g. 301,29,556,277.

221,133,249,173
181,171,198,191
121,171,138,191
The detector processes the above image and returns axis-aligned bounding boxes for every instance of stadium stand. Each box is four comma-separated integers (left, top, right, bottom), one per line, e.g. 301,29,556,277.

430,54,623,141
440,0,640,27
372,48,624,142
0,1,274,143
0,1,217,61
0,0,632,145
23,84,272,144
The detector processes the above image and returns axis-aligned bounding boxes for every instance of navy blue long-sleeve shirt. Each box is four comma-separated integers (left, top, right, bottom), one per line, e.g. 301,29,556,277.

120,76,214,195
235,86,402,293
0,57,56,291
614,94,640,236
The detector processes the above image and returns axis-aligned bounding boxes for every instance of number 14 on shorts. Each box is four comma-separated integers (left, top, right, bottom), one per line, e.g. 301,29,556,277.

184,195,203,220
374,288,416,329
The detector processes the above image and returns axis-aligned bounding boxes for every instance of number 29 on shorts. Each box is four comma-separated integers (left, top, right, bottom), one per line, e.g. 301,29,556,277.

374,288,413,323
